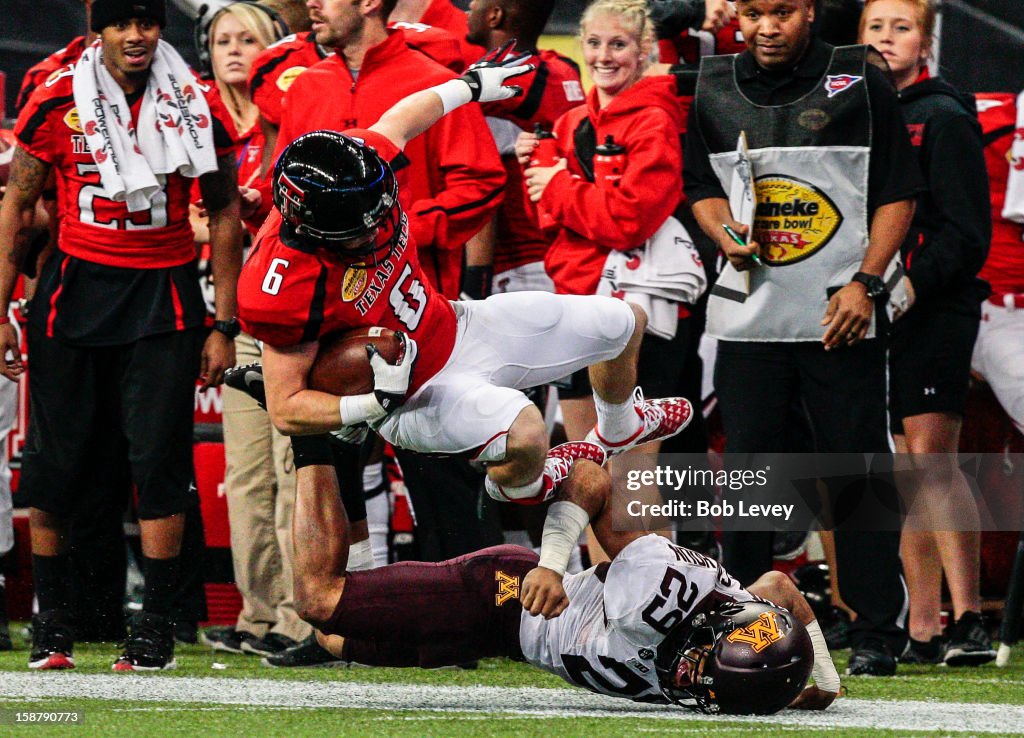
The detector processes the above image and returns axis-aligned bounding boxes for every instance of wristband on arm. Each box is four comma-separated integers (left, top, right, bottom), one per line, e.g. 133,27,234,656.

537,501,591,576
805,620,842,693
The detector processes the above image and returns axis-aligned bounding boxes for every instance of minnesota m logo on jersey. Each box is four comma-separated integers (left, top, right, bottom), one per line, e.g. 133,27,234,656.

495,571,521,606
724,612,782,653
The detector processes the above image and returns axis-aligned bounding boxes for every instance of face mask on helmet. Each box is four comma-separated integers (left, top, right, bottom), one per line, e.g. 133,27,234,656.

273,130,403,266
655,601,813,715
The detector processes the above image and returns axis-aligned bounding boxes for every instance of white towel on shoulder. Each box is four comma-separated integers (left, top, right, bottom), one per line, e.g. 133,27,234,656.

73,39,218,213
597,217,708,340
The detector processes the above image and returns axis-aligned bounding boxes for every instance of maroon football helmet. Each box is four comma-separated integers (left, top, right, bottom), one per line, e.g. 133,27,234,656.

655,600,813,714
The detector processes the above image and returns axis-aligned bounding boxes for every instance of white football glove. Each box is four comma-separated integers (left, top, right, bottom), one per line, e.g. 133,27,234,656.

460,40,534,104
367,331,418,414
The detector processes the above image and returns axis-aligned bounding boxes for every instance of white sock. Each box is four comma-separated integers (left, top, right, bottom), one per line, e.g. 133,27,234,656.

347,538,375,571
485,475,544,502
365,493,390,569
362,462,383,492
593,391,641,443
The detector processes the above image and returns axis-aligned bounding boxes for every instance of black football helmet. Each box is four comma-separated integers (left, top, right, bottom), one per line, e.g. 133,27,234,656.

655,600,813,715
273,130,403,264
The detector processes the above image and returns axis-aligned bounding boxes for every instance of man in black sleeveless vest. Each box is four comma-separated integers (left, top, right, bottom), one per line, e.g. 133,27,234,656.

683,0,923,676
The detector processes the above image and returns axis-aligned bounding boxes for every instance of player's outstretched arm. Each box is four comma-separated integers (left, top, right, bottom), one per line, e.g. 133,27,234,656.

748,571,841,710
370,41,533,152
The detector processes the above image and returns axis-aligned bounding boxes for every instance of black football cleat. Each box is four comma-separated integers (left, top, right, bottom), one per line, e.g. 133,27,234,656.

900,636,945,665
262,634,349,668
241,632,298,657
846,638,897,676
113,612,177,672
28,610,75,670
944,612,996,667
0,581,12,651
174,619,199,646
224,363,267,409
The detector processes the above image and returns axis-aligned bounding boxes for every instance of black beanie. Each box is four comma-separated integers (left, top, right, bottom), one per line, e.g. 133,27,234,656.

91,0,167,32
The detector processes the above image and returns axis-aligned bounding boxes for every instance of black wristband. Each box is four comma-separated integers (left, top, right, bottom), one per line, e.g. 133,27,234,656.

290,434,334,469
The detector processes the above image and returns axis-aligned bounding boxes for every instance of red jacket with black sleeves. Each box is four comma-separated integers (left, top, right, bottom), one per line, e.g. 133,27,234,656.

540,76,684,296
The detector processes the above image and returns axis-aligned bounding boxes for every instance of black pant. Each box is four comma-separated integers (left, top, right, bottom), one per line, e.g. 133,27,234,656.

394,451,503,562
21,326,204,519
714,339,906,652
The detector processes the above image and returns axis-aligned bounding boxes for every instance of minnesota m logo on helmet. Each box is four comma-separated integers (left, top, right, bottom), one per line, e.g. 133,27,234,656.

725,611,783,653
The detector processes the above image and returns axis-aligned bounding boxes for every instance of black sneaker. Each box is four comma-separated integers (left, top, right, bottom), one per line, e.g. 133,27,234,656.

847,638,897,676
200,626,248,654
28,610,75,670
224,363,266,408
113,612,177,671
241,632,298,656
0,583,11,651
262,634,349,668
815,605,851,650
901,636,945,665
944,612,996,667
174,620,198,645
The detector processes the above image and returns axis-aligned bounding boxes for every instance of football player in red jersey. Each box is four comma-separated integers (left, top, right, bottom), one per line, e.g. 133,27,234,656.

0,0,244,672
236,47,695,619
274,0,506,300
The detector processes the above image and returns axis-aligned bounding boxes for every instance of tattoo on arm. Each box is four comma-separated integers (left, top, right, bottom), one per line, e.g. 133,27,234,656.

7,148,51,204
198,153,240,214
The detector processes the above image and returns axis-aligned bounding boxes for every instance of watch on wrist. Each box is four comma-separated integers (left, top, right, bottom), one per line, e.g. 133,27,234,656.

213,318,241,339
851,272,888,299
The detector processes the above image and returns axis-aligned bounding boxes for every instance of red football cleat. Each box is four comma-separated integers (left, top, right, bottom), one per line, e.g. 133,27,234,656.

535,441,608,504
586,388,694,456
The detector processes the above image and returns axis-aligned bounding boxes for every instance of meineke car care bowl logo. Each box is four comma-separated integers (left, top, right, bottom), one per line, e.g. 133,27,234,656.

752,175,843,265
341,264,369,302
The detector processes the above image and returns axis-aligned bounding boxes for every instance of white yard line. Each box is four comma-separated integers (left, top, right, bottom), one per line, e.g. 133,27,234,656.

0,673,1021,733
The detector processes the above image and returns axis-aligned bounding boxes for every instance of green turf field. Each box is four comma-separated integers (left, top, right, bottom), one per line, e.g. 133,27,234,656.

1,627,1023,736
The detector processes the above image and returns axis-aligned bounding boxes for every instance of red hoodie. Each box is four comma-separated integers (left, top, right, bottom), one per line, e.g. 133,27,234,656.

540,76,684,296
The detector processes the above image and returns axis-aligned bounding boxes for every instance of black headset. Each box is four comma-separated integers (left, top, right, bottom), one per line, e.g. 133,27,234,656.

193,1,291,76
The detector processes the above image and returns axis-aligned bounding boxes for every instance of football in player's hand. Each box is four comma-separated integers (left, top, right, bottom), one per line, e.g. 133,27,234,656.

309,327,404,396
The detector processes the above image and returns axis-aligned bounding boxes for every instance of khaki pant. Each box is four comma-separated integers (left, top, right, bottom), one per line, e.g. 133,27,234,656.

222,333,310,641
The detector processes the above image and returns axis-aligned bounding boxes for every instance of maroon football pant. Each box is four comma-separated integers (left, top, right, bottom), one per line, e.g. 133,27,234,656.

324,544,539,668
